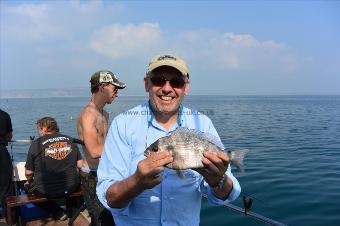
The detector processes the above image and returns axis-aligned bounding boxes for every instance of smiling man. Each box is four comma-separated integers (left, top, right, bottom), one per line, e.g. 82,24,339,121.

96,53,241,226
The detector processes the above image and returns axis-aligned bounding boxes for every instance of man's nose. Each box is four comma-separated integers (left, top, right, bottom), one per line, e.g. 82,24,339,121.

161,81,173,91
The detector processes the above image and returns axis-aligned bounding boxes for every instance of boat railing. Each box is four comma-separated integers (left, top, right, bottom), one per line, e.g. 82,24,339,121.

202,193,287,226
8,139,287,226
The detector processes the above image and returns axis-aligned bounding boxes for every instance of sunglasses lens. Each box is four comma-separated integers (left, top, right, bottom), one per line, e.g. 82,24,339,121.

150,77,166,87
150,77,185,88
170,78,185,88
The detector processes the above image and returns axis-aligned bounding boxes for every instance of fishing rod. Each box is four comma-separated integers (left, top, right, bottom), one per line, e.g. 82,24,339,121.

10,136,35,144
202,194,287,226
10,137,85,145
10,140,33,144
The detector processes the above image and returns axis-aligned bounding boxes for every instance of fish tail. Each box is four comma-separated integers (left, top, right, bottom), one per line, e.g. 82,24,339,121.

229,149,248,172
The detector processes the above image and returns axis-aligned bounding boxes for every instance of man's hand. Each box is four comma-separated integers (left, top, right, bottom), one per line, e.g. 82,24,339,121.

135,151,173,190
106,151,173,208
195,151,229,187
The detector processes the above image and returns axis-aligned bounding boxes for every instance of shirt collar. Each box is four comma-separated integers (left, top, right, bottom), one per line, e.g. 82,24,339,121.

147,100,184,130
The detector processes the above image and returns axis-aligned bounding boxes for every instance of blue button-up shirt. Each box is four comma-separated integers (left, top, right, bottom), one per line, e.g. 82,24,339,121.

97,101,241,226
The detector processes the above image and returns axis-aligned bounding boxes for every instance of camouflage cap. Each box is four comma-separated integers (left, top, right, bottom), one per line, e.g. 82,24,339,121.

90,70,126,89
147,53,189,78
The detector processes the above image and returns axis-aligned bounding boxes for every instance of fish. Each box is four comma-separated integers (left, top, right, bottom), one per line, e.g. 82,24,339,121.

144,127,247,172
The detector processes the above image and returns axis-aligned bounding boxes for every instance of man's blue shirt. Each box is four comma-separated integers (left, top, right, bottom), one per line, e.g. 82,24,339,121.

97,101,241,226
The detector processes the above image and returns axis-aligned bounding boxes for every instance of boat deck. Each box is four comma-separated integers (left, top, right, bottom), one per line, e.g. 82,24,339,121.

1,162,91,226
0,210,90,226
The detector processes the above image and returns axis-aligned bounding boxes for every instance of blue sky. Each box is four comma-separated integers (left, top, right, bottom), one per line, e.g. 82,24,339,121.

1,0,339,95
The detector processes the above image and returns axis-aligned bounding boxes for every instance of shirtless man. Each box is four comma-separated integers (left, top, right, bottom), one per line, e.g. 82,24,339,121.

77,70,126,226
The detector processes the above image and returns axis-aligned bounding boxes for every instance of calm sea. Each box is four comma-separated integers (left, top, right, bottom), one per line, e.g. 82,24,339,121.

1,95,339,226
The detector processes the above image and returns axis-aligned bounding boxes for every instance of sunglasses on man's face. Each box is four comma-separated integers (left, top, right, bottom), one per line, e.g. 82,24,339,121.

150,76,186,88
102,83,118,93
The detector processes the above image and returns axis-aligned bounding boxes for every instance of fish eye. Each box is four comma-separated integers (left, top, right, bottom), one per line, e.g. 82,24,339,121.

152,146,158,152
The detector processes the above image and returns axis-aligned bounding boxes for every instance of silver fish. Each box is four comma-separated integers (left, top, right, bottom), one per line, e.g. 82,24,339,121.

144,127,247,171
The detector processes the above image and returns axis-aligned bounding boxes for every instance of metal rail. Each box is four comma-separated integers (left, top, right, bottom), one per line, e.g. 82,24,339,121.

10,139,32,144
10,138,84,145
202,194,287,226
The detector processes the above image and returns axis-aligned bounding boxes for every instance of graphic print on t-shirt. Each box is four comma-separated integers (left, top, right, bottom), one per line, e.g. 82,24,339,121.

44,141,72,160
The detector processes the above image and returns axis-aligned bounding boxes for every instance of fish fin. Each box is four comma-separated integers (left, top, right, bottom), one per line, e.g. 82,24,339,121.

176,170,185,179
229,149,249,172
173,127,225,150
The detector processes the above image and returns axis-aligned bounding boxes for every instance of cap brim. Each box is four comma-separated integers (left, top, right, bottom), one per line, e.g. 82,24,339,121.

112,81,126,89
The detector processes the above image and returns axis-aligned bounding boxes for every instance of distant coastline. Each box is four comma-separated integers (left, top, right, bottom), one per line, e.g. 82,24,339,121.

0,88,147,99
0,88,89,99
0,88,339,99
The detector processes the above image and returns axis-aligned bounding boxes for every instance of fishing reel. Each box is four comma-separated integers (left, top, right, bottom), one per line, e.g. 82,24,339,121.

243,195,253,214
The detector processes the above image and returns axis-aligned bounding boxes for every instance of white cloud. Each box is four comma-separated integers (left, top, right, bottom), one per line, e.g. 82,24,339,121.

1,0,290,71
262,40,286,49
223,55,240,69
2,3,59,41
1,0,299,93
68,0,102,13
221,32,260,47
1,1,126,43
171,30,289,71
281,54,298,74
218,33,285,49
90,23,162,59
6,3,47,17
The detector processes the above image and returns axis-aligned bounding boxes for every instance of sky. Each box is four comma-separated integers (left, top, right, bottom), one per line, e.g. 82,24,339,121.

0,0,339,96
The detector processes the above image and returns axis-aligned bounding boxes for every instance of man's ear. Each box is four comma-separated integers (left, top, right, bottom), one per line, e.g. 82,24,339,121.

144,77,150,92
184,80,190,96
100,84,105,92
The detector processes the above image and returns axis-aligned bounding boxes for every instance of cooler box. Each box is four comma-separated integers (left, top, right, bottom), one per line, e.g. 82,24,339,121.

18,188,48,220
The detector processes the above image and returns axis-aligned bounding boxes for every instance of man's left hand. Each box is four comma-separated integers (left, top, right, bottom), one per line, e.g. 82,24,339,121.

195,151,229,187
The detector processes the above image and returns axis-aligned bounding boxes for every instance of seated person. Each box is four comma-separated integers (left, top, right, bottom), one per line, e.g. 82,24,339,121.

25,117,83,220
0,109,13,217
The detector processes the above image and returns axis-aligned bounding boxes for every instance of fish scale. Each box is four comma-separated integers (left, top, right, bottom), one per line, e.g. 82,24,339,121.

145,127,247,171
169,133,215,169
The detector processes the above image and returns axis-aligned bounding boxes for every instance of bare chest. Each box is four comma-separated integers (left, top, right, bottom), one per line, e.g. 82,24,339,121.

93,114,108,138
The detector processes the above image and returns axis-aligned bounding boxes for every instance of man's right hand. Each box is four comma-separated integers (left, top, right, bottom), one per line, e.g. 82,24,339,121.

105,151,173,208
135,151,173,190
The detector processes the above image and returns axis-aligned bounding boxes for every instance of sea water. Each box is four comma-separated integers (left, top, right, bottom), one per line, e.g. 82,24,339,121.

1,95,339,226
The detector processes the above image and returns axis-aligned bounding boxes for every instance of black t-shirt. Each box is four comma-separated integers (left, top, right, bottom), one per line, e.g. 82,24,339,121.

25,133,81,196
0,109,12,146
